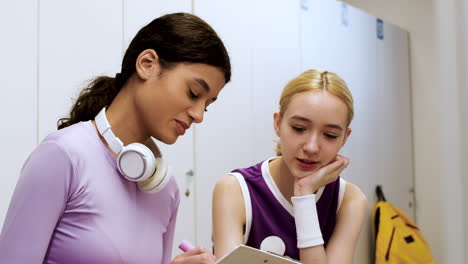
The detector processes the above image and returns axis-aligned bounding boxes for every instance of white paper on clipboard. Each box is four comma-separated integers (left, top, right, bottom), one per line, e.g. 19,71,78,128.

216,245,302,264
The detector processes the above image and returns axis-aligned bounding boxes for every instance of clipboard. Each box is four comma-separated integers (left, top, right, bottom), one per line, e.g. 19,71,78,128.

216,245,302,264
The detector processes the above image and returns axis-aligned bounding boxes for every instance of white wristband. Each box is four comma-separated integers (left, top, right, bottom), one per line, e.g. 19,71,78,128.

292,194,324,248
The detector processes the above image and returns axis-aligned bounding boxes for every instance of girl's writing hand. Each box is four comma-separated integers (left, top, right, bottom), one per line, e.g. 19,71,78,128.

171,247,217,264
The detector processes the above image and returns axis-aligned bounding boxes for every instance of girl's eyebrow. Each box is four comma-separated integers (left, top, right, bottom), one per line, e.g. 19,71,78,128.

324,124,343,131
194,78,217,101
194,78,210,92
290,115,343,131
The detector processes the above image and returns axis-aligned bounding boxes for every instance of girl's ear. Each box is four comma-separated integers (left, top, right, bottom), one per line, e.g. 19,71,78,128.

273,112,282,137
341,127,352,147
135,49,161,81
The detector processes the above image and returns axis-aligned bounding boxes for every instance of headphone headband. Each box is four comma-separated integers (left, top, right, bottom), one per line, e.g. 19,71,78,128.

95,108,124,154
94,107,170,192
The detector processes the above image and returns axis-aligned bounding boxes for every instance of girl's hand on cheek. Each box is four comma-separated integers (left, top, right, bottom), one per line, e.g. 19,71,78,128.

293,154,349,196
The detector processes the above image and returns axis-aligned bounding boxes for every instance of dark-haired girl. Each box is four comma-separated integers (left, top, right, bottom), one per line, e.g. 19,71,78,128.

0,13,230,264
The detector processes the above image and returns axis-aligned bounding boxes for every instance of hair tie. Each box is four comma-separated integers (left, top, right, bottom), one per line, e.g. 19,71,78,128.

322,71,329,88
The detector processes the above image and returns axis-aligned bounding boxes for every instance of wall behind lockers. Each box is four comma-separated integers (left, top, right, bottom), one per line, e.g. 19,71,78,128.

0,1,413,263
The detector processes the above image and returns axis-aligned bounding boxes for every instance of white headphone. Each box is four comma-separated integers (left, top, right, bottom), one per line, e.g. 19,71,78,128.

94,107,171,193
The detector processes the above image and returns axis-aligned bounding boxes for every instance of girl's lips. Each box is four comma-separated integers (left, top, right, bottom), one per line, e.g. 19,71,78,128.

175,121,186,135
296,158,319,170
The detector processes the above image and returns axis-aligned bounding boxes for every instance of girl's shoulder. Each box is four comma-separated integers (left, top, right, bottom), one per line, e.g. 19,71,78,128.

41,121,100,158
215,173,243,193
339,181,367,214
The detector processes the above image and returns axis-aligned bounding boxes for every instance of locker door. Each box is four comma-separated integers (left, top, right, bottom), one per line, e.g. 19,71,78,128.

338,10,378,262
193,0,257,249
193,0,301,250
301,2,379,263
300,0,344,72
38,0,122,140
0,0,38,225
375,21,414,218
250,0,302,161
301,1,379,193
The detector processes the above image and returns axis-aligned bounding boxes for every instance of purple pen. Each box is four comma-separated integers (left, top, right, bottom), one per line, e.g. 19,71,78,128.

178,240,195,252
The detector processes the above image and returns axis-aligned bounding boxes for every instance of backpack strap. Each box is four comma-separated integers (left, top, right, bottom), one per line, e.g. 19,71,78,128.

376,185,387,202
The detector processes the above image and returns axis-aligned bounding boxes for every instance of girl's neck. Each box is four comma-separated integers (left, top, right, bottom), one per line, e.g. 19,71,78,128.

269,157,295,204
106,83,148,145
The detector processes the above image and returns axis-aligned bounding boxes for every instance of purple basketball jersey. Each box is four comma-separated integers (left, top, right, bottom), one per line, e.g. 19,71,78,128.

232,159,343,260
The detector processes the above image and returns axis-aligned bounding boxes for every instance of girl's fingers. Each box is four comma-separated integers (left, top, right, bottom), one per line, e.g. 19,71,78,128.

294,155,350,195
320,156,346,175
172,247,216,264
314,155,350,184
176,254,216,264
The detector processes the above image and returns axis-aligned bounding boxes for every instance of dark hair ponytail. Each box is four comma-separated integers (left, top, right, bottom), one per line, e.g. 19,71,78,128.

57,12,231,129
57,77,118,129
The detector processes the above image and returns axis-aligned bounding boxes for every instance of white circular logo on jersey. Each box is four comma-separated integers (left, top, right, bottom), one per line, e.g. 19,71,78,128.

260,236,286,256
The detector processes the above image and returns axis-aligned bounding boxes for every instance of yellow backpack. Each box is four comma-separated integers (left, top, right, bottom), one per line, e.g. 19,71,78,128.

372,186,436,264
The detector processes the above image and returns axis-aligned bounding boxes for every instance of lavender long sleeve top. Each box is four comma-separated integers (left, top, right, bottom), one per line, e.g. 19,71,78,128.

0,121,180,264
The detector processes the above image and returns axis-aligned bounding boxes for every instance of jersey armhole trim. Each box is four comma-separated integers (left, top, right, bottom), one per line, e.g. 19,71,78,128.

337,177,347,214
229,172,252,244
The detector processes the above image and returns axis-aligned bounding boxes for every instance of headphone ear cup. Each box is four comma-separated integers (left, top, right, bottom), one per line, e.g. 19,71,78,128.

137,157,170,193
117,143,156,182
